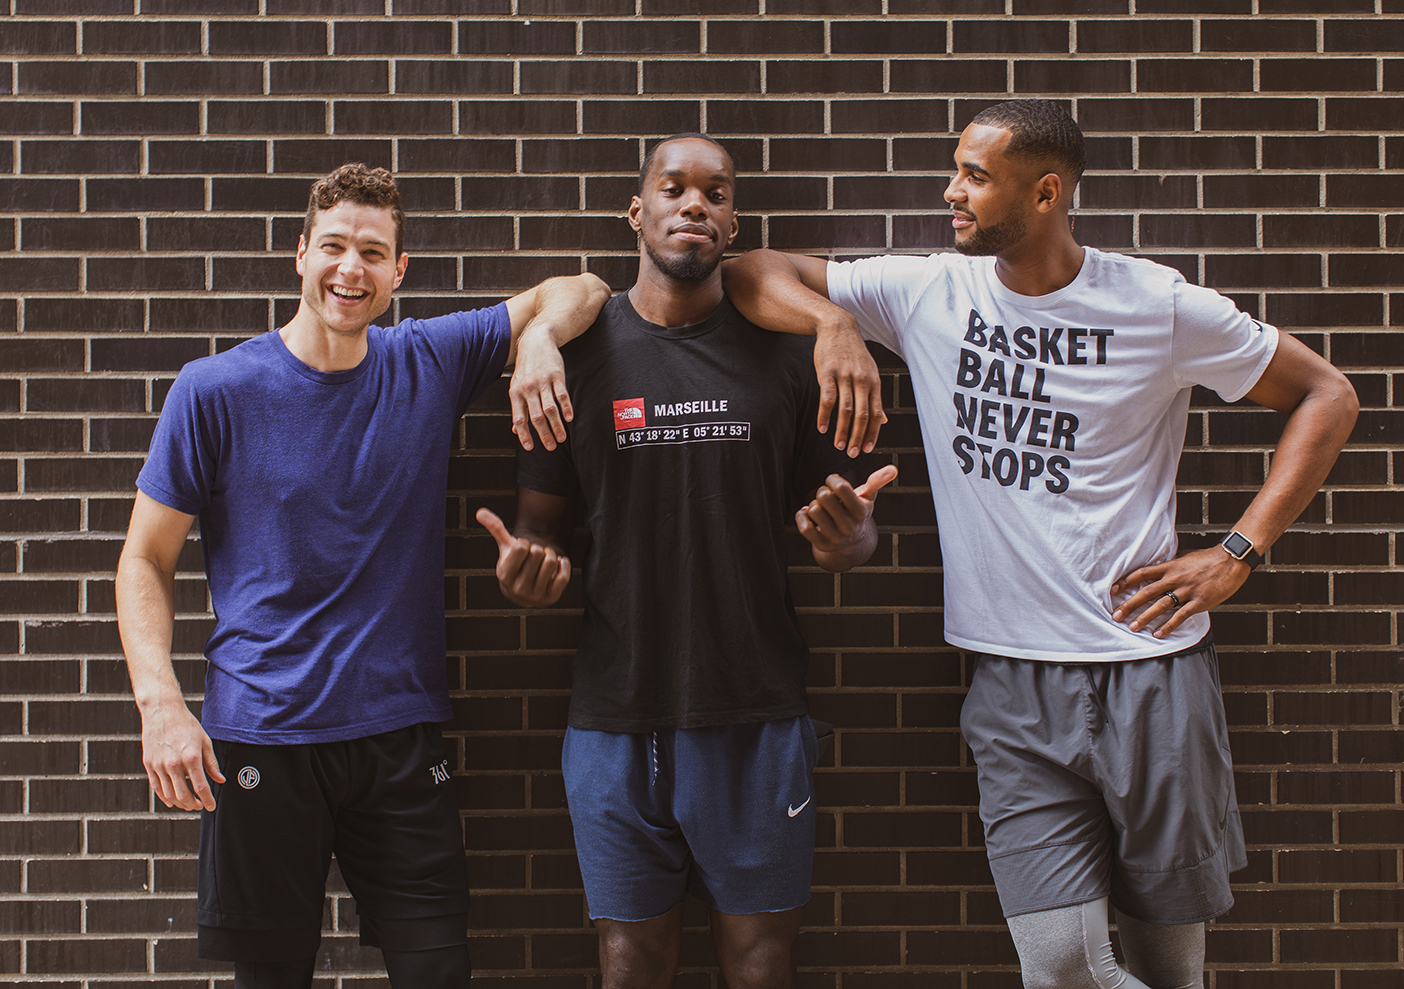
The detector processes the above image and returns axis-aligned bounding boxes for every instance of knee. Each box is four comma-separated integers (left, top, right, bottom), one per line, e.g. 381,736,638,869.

1017,936,1102,989
719,936,795,989
599,928,678,989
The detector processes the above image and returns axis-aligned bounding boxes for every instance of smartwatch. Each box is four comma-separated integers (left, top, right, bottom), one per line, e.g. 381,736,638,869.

1221,531,1264,569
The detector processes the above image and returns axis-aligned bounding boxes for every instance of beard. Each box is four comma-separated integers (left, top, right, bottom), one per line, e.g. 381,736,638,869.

644,236,720,282
952,208,1027,257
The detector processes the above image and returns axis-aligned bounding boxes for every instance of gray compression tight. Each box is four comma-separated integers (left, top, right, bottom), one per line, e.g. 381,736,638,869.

1005,898,1205,989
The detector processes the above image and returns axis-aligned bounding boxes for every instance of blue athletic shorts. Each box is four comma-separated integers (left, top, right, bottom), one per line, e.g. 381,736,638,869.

562,716,818,922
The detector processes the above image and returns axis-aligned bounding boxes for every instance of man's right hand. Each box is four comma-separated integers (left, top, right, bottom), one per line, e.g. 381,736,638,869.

814,315,886,458
141,696,223,812
477,507,572,608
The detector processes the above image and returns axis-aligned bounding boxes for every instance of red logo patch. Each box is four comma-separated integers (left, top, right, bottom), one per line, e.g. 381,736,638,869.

613,397,646,431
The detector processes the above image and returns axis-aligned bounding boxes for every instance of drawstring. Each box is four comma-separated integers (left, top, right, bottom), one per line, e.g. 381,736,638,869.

650,732,659,787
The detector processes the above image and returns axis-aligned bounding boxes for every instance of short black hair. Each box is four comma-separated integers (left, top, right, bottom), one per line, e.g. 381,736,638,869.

969,99,1085,188
638,133,733,193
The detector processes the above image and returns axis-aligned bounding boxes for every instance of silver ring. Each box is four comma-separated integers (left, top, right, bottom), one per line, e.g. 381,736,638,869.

1163,590,1181,608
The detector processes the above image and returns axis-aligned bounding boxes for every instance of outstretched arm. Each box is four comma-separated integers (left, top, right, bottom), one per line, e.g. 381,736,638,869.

798,465,898,572
504,273,612,451
1112,333,1359,638
723,250,885,458
476,487,575,608
116,492,224,812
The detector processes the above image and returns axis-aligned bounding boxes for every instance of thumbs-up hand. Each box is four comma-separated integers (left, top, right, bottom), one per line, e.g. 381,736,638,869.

796,465,897,555
476,507,572,608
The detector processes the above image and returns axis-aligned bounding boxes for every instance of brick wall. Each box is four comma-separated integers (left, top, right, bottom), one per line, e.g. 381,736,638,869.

1,0,1401,985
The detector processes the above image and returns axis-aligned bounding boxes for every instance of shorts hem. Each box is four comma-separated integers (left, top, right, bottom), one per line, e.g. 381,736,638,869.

587,899,686,923
359,911,470,951
1002,893,1107,920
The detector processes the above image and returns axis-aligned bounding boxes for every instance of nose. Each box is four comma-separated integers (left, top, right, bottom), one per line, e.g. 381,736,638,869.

338,250,366,275
944,176,963,204
679,186,709,217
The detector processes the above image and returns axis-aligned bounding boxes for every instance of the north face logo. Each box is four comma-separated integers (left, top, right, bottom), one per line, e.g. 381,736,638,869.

613,398,646,431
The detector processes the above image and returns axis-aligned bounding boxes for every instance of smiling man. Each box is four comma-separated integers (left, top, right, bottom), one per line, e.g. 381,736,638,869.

115,163,609,989
475,134,894,989
724,101,1357,989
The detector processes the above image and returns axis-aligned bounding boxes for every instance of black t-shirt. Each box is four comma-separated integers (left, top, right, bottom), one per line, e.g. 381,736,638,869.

517,292,850,732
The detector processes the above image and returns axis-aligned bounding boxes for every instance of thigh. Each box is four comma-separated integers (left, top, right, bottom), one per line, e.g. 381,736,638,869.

198,740,333,961
563,727,691,922
672,717,818,916
1098,645,1244,924
332,723,471,947
960,656,1114,918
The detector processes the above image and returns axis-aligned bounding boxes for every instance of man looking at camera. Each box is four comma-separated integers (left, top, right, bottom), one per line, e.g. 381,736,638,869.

116,162,609,989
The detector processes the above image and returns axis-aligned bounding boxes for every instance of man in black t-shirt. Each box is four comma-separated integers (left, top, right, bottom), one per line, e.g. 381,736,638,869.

476,135,895,989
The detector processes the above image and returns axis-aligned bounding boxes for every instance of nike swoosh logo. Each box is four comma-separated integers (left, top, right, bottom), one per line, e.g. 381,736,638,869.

787,797,811,818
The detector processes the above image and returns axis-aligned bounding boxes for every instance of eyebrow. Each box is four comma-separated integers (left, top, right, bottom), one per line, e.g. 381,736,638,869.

957,159,991,178
317,231,392,248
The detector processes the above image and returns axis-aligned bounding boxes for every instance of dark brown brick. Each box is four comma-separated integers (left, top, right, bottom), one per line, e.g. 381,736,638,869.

1204,96,1319,132
144,60,264,95
771,138,885,172
645,60,762,94
833,21,946,54
0,20,77,54
207,100,328,135
1076,19,1191,52
85,20,202,54
19,61,137,95
583,99,698,134
1140,58,1254,92
521,138,636,173
149,140,268,174
1327,97,1404,131
954,20,1068,53
1080,175,1196,209
767,60,886,94
1203,19,1317,52
585,20,698,53
271,61,389,95
209,20,328,55
336,20,453,54
708,20,822,54
707,99,823,134
889,59,1007,95
27,938,146,974
1016,59,1130,93
520,61,636,95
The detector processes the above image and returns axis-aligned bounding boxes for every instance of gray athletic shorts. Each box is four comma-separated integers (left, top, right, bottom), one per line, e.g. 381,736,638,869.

960,639,1246,925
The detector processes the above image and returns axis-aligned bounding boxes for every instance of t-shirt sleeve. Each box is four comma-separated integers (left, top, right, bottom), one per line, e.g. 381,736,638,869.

136,368,217,516
404,302,514,414
516,438,577,498
1171,281,1280,402
825,254,933,359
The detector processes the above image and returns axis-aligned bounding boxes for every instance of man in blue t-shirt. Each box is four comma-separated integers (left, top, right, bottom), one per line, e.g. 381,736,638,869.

114,163,610,989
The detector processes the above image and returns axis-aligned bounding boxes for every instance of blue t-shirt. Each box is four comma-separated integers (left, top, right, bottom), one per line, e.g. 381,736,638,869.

137,306,512,744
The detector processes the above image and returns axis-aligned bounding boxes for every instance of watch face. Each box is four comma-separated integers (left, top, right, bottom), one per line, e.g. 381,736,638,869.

1222,532,1253,558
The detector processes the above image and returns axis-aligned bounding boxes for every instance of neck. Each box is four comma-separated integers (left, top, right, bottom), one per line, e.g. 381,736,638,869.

628,261,724,328
279,305,371,372
992,222,1085,297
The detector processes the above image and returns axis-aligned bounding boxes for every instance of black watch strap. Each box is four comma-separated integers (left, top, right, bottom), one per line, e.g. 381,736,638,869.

1221,530,1264,569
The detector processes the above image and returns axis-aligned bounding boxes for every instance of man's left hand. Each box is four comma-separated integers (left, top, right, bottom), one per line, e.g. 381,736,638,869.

509,326,573,451
1110,546,1252,639
797,465,898,552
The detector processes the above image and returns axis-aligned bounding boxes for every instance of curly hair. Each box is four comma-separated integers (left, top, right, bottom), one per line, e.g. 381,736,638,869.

302,162,405,257
970,99,1085,189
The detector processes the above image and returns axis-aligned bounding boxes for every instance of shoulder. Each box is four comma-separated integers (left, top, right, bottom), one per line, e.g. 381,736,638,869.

1083,247,1184,294
169,334,275,395
380,303,511,348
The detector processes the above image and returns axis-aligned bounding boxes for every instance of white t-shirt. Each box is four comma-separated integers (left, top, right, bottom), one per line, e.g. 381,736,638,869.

828,247,1279,662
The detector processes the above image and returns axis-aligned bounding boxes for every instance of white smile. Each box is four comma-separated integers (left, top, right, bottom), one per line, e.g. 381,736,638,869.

329,286,367,300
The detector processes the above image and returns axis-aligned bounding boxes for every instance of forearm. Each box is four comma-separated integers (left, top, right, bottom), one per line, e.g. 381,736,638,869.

723,250,853,338
1233,378,1358,551
811,519,878,573
509,273,611,360
115,554,187,713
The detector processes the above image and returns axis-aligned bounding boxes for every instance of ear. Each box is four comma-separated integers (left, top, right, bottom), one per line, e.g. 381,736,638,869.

295,235,307,276
1034,172,1063,214
393,252,408,290
627,196,643,233
725,211,739,247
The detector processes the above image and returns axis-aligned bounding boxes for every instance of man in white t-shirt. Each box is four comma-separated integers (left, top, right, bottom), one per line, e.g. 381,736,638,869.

724,100,1357,989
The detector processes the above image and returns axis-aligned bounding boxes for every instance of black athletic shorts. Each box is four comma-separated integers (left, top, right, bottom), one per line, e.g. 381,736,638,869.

197,722,470,962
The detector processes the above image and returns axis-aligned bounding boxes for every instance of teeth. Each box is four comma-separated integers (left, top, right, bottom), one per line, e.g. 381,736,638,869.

330,287,366,299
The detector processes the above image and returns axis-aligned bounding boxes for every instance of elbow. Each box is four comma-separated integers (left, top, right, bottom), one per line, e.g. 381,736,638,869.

580,271,611,304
